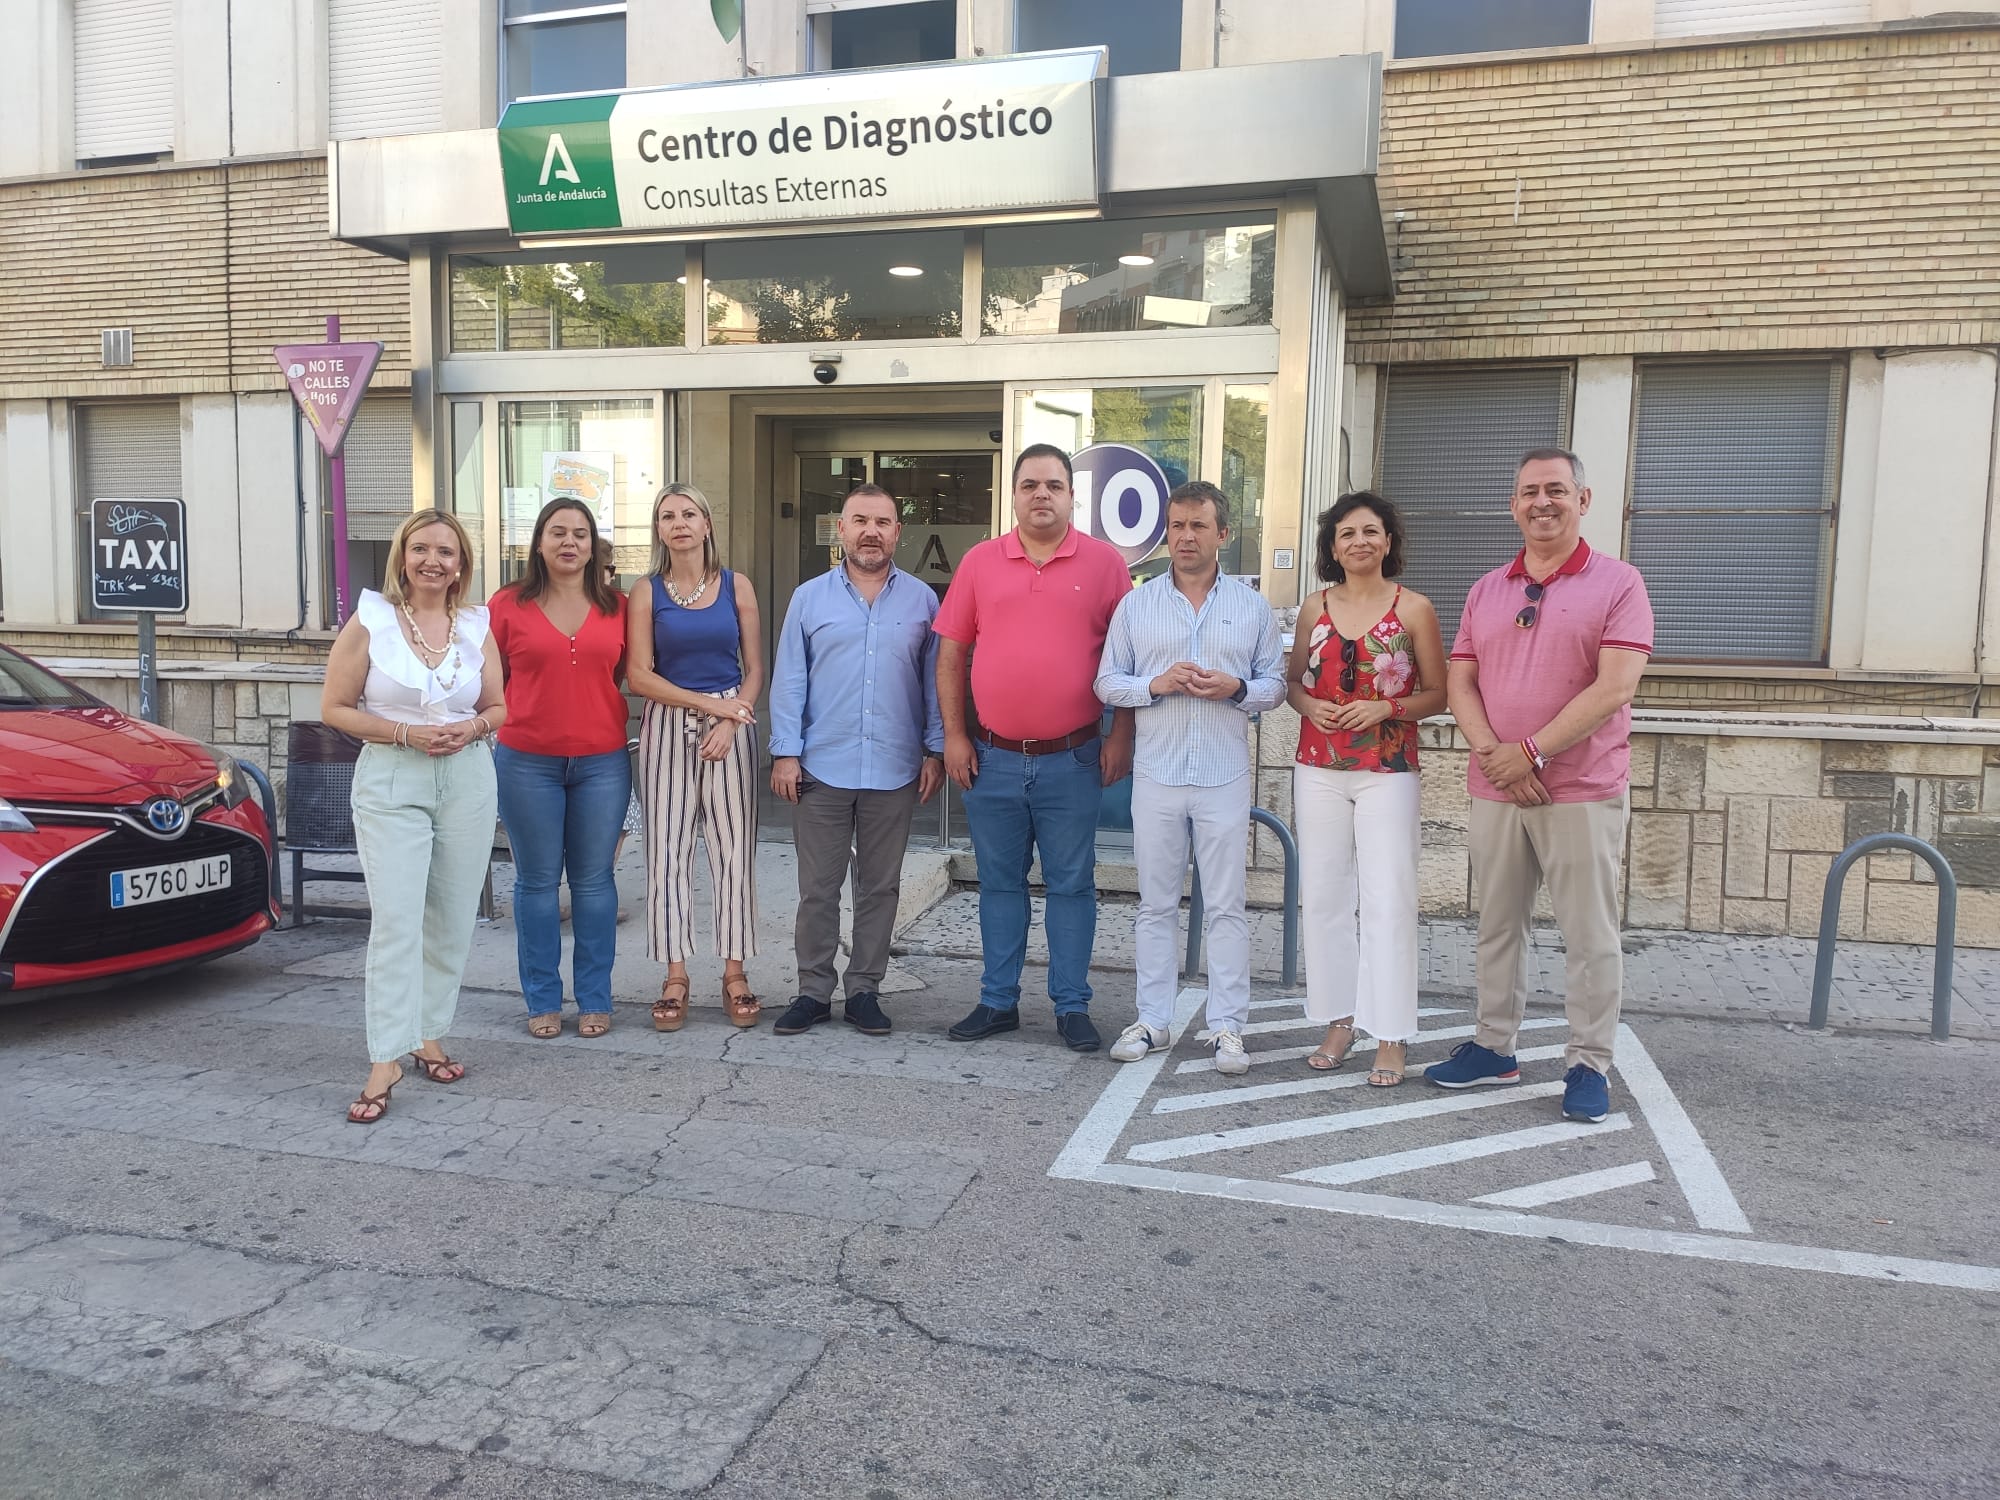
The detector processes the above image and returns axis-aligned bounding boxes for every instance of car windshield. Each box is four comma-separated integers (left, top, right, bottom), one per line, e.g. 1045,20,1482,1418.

0,646,97,709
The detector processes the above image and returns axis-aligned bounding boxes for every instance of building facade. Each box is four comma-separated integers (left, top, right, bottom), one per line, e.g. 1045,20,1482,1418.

1,0,1996,946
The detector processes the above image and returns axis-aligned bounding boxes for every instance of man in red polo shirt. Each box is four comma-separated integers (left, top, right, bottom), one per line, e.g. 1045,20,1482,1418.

934,443,1134,1051
1425,447,1653,1124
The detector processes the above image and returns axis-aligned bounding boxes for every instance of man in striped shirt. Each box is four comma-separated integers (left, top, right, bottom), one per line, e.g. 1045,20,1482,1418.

1095,481,1287,1075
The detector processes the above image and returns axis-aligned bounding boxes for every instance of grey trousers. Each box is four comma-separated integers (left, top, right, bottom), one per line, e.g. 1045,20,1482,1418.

792,776,922,1001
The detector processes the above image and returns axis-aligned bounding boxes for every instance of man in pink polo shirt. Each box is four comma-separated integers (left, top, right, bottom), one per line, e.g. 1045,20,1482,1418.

1425,447,1653,1125
934,443,1134,1051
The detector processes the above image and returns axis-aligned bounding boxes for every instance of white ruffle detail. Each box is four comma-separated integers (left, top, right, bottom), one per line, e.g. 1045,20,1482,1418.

357,589,489,710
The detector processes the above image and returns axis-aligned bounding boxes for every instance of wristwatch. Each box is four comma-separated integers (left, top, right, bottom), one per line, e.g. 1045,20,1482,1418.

1229,680,1248,704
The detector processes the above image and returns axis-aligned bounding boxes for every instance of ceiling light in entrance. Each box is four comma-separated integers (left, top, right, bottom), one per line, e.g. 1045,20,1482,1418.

1118,254,1156,267
887,264,925,277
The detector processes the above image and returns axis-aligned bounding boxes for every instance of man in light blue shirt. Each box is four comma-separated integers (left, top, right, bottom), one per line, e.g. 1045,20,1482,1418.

1095,481,1286,1075
768,484,945,1038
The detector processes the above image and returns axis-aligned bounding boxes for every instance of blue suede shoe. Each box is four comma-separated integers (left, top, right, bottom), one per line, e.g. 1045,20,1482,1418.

1424,1041,1521,1089
1562,1064,1611,1123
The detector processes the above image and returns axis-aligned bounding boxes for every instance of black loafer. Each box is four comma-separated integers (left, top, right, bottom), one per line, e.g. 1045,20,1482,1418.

947,1003,1020,1041
772,996,832,1035
843,992,892,1036
1056,1013,1101,1052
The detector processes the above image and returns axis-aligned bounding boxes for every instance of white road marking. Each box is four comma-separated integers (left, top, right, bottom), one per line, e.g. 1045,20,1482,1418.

1286,1114,1631,1186
1473,1160,1657,1208
1126,1082,1566,1162
1047,986,1209,1181
1175,1016,1567,1074
1155,1045,1571,1115
1080,1162,2000,1293
1612,1023,1753,1235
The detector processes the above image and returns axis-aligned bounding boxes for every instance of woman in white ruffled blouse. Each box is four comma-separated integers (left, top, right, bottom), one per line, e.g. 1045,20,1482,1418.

321,510,507,1124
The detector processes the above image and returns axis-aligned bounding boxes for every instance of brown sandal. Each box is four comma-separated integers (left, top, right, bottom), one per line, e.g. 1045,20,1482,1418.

1367,1040,1408,1089
407,1050,466,1083
527,1013,562,1039
1305,1021,1357,1073
346,1066,401,1124
654,977,690,1032
722,973,761,1029
577,1012,611,1038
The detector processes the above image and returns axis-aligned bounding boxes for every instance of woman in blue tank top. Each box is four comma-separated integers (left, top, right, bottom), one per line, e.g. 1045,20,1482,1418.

626,483,765,1030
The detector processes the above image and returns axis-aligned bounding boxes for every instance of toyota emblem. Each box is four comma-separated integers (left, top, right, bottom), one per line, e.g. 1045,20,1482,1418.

144,797,187,835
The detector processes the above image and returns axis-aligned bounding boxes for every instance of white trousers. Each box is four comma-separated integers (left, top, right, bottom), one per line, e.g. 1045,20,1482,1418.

1132,772,1253,1035
1294,764,1421,1043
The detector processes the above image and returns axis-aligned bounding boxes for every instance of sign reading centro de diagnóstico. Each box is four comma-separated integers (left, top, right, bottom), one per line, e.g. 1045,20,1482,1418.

496,50,1102,237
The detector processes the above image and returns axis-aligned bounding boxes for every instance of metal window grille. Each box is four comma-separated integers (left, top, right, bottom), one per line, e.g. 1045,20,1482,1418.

1375,365,1573,642
1627,360,1842,664
330,0,446,140
75,402,184,622
74,0,175,162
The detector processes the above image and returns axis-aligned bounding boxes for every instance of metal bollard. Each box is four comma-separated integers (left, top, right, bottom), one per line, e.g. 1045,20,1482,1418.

1806,832,1958,1043
1183,808,1300,987
237,758,286,922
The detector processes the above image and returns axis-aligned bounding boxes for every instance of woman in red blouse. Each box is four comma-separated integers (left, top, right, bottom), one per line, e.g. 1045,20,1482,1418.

489,499,630,1037
1286,493,1447,1086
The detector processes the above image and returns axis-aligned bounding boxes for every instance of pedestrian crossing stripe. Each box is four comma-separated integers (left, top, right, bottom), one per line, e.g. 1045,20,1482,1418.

1049,988,2000,1294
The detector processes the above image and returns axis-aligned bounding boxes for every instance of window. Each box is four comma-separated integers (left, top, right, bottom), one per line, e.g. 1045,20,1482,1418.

982,215,1274,336
324,394,414,614
1655,1,1868,39
450,402,486,600
74,0,175,165
75,402,182,622
499,399,657,584
450,248,687,352
1628,361,1841,664
705,231,963,344
330,0,445,140
502,1,626,106
809,0,955,71
1375,366,1572,641
1015,0,1179,77
1394,0,1591,59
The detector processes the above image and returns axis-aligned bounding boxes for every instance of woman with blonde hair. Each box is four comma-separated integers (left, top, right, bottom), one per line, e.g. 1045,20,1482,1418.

322,508,505,1122
627,483,765,1030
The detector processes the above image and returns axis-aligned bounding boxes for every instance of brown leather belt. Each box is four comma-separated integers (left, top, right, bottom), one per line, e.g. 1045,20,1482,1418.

974,722,1100,756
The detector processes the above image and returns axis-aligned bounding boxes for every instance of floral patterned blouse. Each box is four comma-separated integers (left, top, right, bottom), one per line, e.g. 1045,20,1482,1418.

1296,587,1420,774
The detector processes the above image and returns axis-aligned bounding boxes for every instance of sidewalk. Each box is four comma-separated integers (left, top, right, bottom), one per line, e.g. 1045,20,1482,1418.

284,836,1997,1041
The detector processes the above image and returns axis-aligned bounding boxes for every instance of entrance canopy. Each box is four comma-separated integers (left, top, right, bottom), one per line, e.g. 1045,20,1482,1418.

330,52,1391,299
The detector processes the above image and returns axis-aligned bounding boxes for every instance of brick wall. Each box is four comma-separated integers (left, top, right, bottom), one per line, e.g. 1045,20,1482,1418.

0,156,411,401
1351,27,2000,363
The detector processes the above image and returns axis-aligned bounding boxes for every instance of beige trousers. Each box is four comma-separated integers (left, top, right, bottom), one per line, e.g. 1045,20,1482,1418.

1469,793,1628,1074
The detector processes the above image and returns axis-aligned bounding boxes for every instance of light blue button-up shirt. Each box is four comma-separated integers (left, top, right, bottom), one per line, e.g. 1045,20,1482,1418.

1094,570,1287,787
768,564,945,791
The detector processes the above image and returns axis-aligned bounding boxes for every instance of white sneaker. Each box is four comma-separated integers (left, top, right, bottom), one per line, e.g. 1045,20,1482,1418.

1211,1030,1249,1076
1109,1021,1170,1062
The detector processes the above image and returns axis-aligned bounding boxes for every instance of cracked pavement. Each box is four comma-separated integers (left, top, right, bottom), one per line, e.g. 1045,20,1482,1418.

0,885,1996,1499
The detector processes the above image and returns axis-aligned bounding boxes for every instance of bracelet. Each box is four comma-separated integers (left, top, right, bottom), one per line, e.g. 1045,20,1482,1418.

1521,736,1548,771
471,714,491,739
392,722,408,748
1389,699,1405,720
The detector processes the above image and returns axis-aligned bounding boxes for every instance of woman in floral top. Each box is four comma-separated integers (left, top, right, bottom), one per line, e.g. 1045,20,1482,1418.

1285,493,1447,1085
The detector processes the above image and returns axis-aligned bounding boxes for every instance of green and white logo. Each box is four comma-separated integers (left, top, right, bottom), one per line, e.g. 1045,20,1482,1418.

498,95,622,234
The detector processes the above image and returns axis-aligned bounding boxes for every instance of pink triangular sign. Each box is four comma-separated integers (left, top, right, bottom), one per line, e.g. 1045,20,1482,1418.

274,341,384,457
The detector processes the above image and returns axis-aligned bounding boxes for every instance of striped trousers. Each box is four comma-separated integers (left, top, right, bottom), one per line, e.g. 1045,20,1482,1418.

638,699,759,963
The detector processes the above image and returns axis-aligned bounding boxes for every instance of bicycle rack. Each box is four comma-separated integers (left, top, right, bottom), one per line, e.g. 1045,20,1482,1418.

237,758,286,921
1182,807,1300,987
1806,832,1958,1043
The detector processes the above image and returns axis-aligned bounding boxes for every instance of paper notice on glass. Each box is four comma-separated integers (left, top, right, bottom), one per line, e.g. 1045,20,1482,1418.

543,451,616,539
502,487,542,546
814,513,840,546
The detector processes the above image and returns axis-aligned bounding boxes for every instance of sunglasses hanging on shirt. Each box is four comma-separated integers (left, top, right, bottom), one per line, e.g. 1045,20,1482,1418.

1516,580,1546,630
1338,634,1360,693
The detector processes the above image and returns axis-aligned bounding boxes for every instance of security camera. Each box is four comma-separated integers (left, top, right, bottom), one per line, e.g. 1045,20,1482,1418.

988,429,1002,444
812,362,839,385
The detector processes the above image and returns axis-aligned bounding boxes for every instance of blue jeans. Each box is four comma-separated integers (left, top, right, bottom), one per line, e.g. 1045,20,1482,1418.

960,737,1104,1015
493,744,631,1015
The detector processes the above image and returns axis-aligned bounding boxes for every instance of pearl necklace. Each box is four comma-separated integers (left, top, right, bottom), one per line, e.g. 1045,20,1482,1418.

400,601,463,693
662,571,711,609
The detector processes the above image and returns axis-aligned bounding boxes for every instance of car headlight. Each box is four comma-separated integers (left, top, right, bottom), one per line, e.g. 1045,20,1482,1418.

0,798,33,834
212,753,251,810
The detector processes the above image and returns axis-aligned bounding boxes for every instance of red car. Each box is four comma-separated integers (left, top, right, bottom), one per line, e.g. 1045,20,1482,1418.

0,643,278,996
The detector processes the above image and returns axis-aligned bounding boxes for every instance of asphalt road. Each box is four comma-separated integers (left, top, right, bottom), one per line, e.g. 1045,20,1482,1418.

1,920,1996,1500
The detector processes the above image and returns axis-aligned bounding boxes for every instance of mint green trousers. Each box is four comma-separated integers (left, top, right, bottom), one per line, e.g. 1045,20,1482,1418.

349,740,497,1064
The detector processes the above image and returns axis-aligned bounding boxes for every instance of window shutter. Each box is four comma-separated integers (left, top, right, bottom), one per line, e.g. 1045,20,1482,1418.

1654,1,1869,38
339,396,415,542
1628,361,1840,664
73,0,176,161
329,0,445,140
77,402,183,620
1376,366,1572,642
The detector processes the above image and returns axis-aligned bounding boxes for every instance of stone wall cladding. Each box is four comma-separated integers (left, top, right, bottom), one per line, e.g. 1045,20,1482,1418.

1351,27,2000,363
